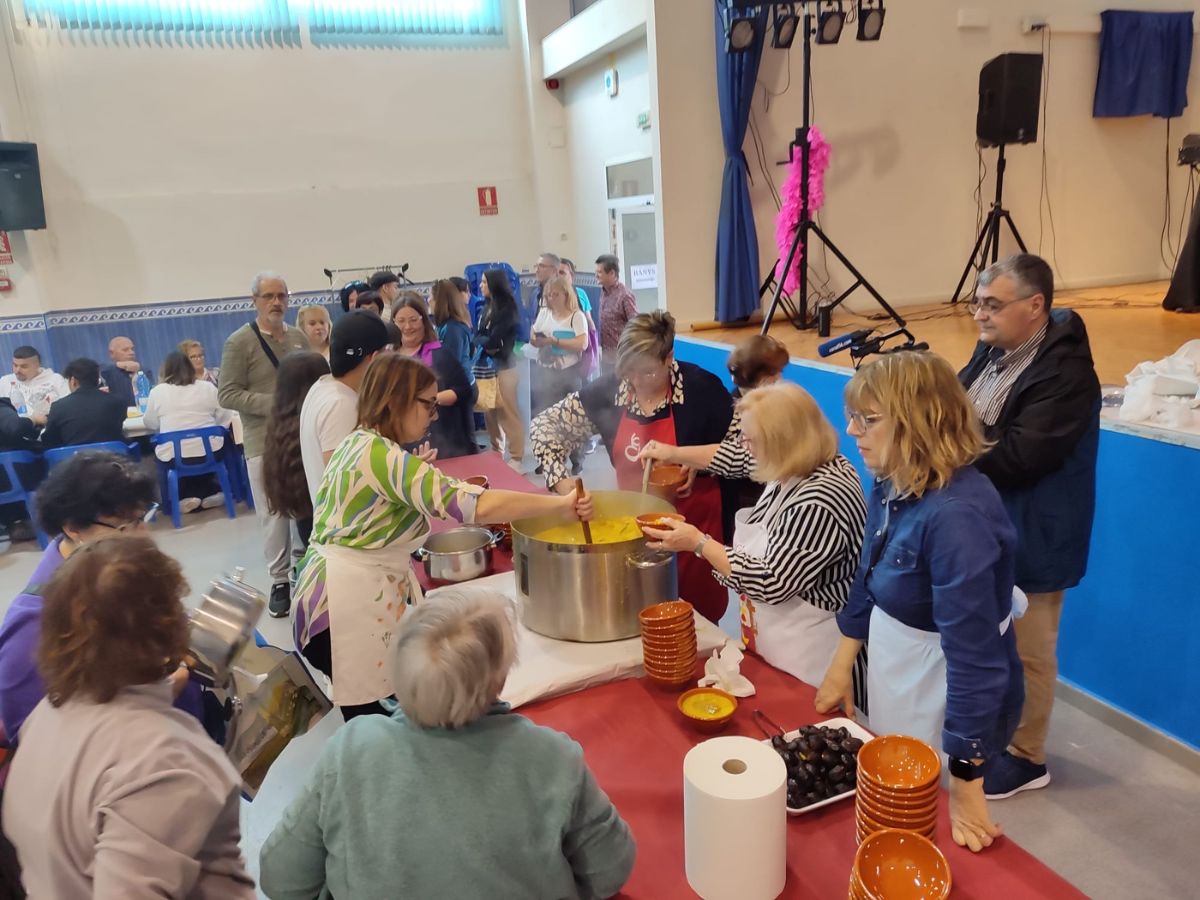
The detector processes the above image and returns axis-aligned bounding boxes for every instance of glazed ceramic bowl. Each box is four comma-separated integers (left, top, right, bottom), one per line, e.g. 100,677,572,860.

677,687,738,733
853,828,951,900
639,600,693,624
857,778,940,808
857,736,942,790
636,511,686,538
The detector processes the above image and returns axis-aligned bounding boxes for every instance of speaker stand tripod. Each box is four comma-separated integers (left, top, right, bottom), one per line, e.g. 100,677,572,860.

950,144,1028,304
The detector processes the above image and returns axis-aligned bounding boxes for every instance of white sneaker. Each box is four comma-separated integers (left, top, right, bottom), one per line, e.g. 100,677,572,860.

200,493,226,510
178,497,202,514
506,459,525,473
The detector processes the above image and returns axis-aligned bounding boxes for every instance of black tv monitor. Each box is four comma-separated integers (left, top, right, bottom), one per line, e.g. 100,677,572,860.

0,142,46,231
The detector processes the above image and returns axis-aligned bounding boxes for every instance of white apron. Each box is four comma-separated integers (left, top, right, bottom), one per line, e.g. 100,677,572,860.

866,594,1025,753
733,481,842,689
321,539,425,706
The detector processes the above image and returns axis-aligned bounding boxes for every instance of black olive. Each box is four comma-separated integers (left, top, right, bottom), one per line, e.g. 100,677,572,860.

804,762,820,777
843,737,863,753
834,781,854,795
835,727,849,739
826,739,843,753
809,735,826,752
771,735,786,750
787,777,800,791
785,751,800,767
786,738,801,753
787,792,802,807
814,782,830,798
794,770,812,789
828,764,847,782
846,771,857,787
820,750,838,766
796,738,812,754
841,752,856,768
804,791,820,805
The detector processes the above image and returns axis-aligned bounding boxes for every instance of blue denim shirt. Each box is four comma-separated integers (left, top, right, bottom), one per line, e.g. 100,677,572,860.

837,467,1024,761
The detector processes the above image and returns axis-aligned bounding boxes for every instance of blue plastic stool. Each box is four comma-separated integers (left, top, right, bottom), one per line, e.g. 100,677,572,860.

152,426,237,529
0,450,49,549
43,441,139,469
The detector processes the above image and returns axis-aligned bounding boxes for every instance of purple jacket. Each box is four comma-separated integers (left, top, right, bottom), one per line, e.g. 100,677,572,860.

0,539,204,746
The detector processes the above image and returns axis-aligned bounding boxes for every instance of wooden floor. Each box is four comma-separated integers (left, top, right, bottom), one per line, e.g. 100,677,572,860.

692,281,1200,385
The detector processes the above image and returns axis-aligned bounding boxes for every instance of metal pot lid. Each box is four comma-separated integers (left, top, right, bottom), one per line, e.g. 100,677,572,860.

422,527,494,554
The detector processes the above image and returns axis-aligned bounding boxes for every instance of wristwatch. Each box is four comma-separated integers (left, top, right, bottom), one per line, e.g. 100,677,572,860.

949,757,985,781
693,534,712,558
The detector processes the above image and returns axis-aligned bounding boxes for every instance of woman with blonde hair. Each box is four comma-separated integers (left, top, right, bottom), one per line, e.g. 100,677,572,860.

297,305,333,360
815,351,1024,854
531,311,734,623
642,382,866,699
177,338,219,385
293,354,592,720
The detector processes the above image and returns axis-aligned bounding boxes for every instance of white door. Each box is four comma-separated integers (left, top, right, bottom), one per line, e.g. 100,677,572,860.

613,206,658,312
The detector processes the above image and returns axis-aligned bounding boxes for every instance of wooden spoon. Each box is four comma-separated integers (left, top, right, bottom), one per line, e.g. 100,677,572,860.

574,477,593,544
641,457,652,494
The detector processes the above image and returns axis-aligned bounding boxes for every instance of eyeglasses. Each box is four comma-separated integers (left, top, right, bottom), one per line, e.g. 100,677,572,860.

845,409,884,431
255,291,289,302
416,396,439,415
90,503,159,533
967,294,1035,316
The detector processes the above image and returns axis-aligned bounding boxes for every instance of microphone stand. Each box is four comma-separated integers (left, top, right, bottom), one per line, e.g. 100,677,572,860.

848,327,929,368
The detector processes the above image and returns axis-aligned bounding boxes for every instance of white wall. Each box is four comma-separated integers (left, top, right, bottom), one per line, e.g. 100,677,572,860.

0,0,540,312
645,0,1200,326
560,39,653,268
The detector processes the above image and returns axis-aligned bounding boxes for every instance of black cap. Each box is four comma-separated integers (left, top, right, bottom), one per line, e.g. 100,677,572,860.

330,310,390,377
369,270,400,291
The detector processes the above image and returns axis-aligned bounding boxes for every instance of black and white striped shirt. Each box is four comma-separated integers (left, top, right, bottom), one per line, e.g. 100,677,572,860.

707,452,867,611
965,322,1049,426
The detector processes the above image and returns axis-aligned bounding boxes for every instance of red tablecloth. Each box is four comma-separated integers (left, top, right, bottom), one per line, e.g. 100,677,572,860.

416,452,539,590
523,654,1083,900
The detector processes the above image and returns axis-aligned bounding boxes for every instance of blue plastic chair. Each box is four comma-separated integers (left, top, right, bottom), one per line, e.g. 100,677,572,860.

152,426,237,529
223,441,254,510
43,441,139,469
0,450,49,549
464,262,527,336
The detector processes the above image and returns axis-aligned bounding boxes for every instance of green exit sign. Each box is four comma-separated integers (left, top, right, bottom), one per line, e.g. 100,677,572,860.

636,111,651,130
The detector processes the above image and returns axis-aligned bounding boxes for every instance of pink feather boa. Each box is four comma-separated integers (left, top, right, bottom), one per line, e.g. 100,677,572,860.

774,126,832,295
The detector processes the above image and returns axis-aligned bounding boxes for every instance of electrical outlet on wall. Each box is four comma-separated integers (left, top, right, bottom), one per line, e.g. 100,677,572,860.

1020,15,1047,33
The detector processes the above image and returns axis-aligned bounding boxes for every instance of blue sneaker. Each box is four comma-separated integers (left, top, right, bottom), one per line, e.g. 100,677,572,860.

984,751,1051,799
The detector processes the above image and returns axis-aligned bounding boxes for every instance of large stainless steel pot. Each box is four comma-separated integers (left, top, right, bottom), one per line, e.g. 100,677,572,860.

513,490,679,642
416,526,498,584
188,567,266,686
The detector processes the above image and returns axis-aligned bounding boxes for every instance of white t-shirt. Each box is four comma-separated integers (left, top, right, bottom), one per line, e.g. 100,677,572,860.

532,308,588,369
0,369,68,418
300,375,359,503
142,381,233,461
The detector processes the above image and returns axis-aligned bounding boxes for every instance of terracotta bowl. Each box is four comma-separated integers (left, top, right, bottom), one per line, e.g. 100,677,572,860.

857,778,940,809
853,829,951,900
640,624,696,642
642,640,697,657
464,475,490,490
639,600,693,624
645,658,699,678
677,687,738,733
856,794,938,828
857,736,942,790
636,511,686,538
646,670,696,690
856,810,936,842
643,652,698,672
647,463,688,500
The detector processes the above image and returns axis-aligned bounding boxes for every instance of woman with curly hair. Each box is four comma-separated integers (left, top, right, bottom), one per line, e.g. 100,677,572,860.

262,351,330,554
1,537,256,899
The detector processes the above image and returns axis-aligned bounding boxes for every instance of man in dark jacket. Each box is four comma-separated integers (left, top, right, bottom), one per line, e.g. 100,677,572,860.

41,358,128,449
959,253,1100,800
0,396,40,539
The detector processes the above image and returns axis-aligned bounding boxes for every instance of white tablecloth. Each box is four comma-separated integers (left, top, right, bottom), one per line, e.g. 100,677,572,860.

427,571,731,709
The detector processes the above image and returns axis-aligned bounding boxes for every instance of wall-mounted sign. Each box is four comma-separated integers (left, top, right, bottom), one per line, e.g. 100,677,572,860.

477,186,499,216
0,232,12,266
630,264,658,290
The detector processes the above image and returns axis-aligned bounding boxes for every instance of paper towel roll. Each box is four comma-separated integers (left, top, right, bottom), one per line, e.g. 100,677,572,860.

683,735,788,900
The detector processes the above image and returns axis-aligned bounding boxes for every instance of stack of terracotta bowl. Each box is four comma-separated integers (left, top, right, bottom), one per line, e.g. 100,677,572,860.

850,828,951,900
639,600,698,689
855,735,941,844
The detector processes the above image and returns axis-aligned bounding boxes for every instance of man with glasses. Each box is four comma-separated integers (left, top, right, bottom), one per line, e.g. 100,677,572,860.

959,253,1100,800
219,272,311,618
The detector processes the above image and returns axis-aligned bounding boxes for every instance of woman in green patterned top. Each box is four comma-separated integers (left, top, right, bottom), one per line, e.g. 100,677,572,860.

293,354,592,719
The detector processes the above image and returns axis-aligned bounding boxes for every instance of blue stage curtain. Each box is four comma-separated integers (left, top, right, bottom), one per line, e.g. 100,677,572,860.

714,4,769,322
1094,10,1194,119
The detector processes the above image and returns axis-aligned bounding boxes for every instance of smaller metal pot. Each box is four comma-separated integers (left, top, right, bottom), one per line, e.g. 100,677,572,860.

416,526,499,584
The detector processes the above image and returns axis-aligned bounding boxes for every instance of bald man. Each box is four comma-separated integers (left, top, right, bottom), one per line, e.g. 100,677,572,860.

99,335,149,409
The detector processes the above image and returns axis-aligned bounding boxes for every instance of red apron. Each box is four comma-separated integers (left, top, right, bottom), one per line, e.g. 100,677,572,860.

611,406,728,624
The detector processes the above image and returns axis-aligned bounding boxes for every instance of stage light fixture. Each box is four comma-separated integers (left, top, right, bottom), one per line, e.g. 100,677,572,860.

815,2,846,45
724,4,758,54
856,0,886,41
772,3,800,49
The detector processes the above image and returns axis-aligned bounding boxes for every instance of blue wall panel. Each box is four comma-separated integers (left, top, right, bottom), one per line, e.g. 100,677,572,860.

675,336,1200,750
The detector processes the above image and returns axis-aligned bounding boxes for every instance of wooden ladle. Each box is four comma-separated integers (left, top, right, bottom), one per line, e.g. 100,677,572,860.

574,476,593,544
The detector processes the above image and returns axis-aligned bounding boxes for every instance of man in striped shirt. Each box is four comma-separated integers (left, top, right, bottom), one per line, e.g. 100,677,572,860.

959,253,1100,801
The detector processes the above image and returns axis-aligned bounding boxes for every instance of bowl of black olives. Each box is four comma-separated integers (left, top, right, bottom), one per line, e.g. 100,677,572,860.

763,717,871,814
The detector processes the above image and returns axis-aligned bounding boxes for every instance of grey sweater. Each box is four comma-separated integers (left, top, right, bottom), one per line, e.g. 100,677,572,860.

218,320,310,457
2,682,255,899
259,703,636,900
